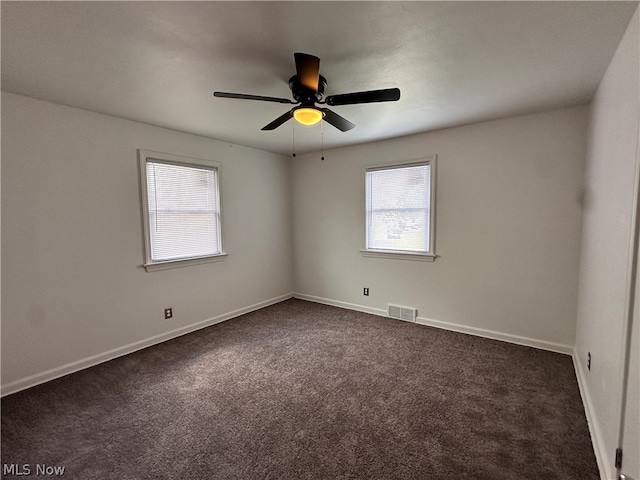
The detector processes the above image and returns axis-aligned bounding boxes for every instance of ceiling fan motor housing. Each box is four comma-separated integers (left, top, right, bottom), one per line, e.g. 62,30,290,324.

289,74,327,105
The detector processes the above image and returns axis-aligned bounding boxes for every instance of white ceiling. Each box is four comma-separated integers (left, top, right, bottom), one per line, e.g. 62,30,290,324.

2,1,637,155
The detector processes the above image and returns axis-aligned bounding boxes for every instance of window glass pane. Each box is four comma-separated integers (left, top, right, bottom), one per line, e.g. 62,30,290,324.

367,164,430,252
146,161,220,261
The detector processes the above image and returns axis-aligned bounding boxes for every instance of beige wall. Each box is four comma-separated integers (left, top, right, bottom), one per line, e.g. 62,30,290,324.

575,7,639,478
292,106,588,352
1,92,294,393
0,95,592,393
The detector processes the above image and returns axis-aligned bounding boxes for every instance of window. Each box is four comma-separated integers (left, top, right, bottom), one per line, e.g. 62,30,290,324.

363,156,436,261
138,150,226,271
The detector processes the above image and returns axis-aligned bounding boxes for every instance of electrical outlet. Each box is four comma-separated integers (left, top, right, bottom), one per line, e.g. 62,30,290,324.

587,352,591,371
364,287,369,296
164,307,173,320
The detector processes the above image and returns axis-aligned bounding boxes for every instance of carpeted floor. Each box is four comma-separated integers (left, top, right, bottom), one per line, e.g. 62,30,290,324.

1,299,598,479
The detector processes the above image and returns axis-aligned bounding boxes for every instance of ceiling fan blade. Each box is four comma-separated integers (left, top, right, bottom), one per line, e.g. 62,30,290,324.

325,88,400,106
321,108,355,132
214,91,295,104
294,52,320,92
261,109,294,130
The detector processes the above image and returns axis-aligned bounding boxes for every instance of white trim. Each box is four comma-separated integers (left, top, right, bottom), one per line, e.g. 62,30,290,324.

142,252,228,272
292,293,572,355
360,249,437,262
415,315,573,355
1,293,293,397
614,85,640,477
293,293,387,317
573,349,611,480
364,155,437,257
137,149,225,272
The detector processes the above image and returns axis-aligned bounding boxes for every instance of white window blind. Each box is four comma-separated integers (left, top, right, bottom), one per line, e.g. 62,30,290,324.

144,159,221,263
366,163,432,254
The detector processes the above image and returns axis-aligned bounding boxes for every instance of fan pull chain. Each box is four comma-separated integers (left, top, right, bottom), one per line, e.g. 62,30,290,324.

292,122,296,158
321,121,325,161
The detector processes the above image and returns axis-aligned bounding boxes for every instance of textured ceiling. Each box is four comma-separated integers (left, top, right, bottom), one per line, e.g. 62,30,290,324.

2,1,638,155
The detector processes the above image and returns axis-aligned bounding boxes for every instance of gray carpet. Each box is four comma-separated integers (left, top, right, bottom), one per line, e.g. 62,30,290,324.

1,299,598,479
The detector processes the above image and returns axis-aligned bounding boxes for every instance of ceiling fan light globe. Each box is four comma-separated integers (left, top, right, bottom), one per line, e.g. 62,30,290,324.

293,107,323,126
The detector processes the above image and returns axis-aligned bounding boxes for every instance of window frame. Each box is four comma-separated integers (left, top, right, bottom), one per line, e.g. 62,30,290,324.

138,149,227,272
361,156,437,262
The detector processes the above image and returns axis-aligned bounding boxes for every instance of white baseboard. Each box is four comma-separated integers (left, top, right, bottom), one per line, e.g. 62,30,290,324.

293,293,573,355
1,293,294,397
293,292,388,317
572,349,612,480
415,315,573,355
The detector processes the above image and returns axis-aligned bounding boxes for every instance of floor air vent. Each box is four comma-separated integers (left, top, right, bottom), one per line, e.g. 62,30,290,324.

387,304,417,322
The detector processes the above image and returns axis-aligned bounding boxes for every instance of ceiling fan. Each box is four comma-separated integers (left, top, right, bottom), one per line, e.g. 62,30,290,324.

213,53,401,132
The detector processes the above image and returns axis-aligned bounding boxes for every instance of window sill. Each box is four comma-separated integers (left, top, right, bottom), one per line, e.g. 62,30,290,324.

143,253,229,272
360,249,437,262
